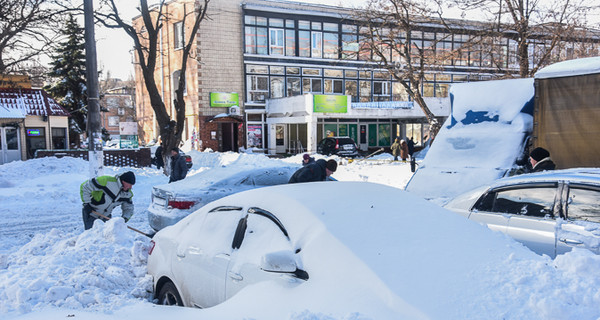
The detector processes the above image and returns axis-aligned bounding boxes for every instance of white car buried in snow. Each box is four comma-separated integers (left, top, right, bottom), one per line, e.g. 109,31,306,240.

147,165,299,231
147,181,542,318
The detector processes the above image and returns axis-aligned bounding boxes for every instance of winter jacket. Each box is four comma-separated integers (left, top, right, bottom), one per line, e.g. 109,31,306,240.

169,154,188,183
155,146,164,169
391,141,401,157
80,173,134,220
531,157,556,173
302,157,315,166
400,141,409,160
289,159,328,183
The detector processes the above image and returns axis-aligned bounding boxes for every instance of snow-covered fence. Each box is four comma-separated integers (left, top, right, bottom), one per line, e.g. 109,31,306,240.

35,148,152,167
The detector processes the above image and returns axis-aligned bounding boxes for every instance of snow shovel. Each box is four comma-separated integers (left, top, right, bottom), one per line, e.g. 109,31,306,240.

93,211,154,238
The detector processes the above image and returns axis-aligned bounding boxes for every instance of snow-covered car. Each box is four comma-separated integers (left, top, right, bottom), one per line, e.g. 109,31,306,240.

444,168,600,258
147,165,299,231
146,181,542,315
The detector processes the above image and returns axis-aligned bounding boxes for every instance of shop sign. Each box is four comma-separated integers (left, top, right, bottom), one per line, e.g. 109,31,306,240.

210,92,239,108
119,122,138,135
313,95,348,113
26,129,42,136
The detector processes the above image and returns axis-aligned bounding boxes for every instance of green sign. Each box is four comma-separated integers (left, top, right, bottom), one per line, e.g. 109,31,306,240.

313,95,347,113
210,92,239,107
120,135,139,149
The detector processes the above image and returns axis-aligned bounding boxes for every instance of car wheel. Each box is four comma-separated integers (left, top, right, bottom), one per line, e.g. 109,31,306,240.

158,281,183,306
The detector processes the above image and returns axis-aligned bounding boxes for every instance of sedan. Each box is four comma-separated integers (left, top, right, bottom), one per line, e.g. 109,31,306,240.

147,165,299,231
146,181,542,319
444,168,600,258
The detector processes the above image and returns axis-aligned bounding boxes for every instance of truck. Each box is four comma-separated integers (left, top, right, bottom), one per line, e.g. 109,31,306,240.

405,56,600,203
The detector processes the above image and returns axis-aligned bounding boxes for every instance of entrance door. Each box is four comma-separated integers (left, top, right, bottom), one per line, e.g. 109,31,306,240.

275,125,286,154
359,125,367,151
0,127,21,164
221,123,239,152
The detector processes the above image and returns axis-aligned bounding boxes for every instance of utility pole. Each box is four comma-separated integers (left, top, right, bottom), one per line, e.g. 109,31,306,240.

84,0,103,177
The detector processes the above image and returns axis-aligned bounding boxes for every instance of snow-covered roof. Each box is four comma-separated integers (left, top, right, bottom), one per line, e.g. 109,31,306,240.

535,56,600,79
0,105,25,119
0,88,70,117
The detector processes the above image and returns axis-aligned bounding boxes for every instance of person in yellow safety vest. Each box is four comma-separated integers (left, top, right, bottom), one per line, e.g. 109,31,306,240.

80,171,136,230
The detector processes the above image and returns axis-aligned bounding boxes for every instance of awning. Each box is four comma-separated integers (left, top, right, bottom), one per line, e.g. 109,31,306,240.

0,105,25,119
206,113,243,123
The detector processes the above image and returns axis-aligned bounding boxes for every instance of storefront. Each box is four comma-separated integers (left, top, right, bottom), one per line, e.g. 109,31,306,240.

265,94,449,155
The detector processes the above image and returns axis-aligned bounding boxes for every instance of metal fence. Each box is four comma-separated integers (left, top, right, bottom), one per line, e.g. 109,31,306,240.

35,148,152,168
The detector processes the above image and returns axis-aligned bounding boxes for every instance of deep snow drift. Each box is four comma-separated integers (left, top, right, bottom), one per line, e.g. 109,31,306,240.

1,151,600,320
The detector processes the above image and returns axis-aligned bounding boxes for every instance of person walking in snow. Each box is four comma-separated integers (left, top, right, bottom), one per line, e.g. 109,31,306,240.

529,147,556,173
289,159,337,183
80,171,136,230
391,138,401,161
400,139,409,161
169,147,188,183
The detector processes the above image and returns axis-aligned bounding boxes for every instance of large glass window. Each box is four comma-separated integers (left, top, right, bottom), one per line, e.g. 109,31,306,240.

345,80,358,102
6,127,18,150
342,33,358,59
324,79,343,94
378,124,391,146
323,32,338,59
359,81,371,102
270,77,285,98
393,82,409,101
287,77,301,96
299,30,310,57
247,75,269,102
312,31,322,58
52,127,66,149
303,78,322,93
285,29,295,56
269,29,284,55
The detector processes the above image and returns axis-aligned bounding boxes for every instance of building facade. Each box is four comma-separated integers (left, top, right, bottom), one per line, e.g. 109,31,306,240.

133,0,600,154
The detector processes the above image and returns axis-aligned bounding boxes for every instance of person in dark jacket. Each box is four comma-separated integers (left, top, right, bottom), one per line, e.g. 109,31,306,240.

302,153,315,166
407,137,415,157
169,148,188,183
529,147,556,173
289,159,337,183
155,145,164,169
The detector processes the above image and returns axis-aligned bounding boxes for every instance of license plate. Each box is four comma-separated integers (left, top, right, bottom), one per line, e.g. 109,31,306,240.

343,145,353,150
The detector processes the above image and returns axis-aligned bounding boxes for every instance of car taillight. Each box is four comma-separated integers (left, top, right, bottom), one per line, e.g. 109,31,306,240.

168,200,195,209
185,157,192,163
148,240,156,255
335,139,339,149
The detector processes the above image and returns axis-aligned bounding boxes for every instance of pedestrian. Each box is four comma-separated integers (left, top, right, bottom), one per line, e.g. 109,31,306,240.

529,147,556,173
80,171,136,230
400,139,409,161
407,137,415,157
302,153,315,166
289,159,337,183
155,144,164,169
169,147,188,183
391,138,401,161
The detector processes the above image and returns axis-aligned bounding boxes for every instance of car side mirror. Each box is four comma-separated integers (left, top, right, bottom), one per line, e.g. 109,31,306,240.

260,250,297,273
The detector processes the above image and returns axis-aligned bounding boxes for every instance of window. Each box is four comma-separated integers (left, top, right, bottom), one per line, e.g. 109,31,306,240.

475,187,557,218
108,116,119,127
118,108,125,115
342,33,358,59
174,21,184,49
567,187,600,223
359,81,371,102
247,75,269,102
323,32,338,59
303,78,322,93
285,29,295,56
5,127,18,150
373,81,390,101
393,82,409,101
312,31,322,58
172,70,187,96
287,77,301,96
270,77,284,98
345,80,358,102
245,24,268,54
324,79,343,94
299,30,310,57
269,29,284,55
51,127,66,149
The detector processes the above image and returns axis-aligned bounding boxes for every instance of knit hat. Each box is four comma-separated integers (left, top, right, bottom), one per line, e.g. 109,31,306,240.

326,159,338,172
530,147,550,162
120,171,136,185
303,154,310,160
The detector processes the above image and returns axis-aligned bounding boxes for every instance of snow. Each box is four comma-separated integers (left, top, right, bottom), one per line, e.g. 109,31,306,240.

406,78,534,202
535,56,600,79
1,151,600,320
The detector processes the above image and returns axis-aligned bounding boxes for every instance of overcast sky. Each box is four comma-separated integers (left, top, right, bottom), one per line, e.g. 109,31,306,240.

94,0,600,81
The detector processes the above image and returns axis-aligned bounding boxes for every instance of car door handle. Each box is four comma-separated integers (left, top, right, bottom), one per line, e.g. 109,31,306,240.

559,238,583,245
176,252,185,258
228,271,243,281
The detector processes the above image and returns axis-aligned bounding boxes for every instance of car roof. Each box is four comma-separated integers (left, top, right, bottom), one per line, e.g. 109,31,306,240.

490,168,600,188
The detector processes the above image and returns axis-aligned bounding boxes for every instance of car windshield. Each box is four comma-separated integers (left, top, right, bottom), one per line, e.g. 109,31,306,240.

337,138,355,145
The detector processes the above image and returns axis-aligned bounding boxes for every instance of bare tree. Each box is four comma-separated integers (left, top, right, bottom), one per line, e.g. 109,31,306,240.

353,0,452,139
0,0,67,74
95,0,209,173
448,0,599,77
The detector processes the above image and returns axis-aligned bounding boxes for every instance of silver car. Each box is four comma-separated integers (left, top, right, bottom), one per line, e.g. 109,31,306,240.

444,168,600,258
147,165,299,231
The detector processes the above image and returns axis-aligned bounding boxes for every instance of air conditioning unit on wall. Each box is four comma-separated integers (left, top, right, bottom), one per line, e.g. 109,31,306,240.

229,106,240,115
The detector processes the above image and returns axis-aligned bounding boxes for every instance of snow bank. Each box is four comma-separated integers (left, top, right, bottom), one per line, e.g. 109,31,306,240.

535,56,600,79
0,219,152,316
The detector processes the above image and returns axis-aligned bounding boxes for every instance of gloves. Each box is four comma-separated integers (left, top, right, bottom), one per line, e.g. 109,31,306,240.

83,203,93,213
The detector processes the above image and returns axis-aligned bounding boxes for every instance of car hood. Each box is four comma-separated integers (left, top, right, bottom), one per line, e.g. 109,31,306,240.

159,181,541,319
